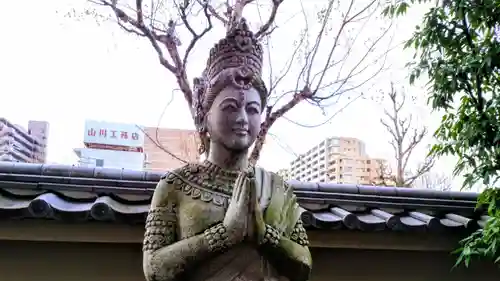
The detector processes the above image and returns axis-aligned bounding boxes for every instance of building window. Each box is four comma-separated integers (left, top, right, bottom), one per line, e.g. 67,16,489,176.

95,159,104,167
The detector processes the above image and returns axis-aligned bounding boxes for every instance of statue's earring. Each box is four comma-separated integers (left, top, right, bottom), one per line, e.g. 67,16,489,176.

202,115,211,137
198,124,206,133
197,129,207,155
197,116,210,155
198,141,206,155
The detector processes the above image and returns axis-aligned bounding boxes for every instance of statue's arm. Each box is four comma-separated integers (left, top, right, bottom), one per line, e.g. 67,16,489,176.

258,179,312,281
142,177,232,281
259,219,312,281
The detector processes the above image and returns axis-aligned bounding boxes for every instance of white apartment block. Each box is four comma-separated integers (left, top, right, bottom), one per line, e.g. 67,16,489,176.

0,118,49,163
290,137,386,185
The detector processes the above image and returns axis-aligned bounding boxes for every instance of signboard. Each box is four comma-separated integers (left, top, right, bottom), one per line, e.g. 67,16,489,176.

83,120,145,152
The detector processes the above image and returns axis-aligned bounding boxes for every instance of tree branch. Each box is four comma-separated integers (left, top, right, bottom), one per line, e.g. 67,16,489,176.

371,159,395,186
178,1,214,69
204,1,229,25
255,0,284,39
412,171,452,191
86,0,393,164
249,0,394,162
379,82,433,187
249,87,313,164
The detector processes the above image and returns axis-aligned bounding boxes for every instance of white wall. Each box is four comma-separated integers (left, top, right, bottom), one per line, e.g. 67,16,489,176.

77,148,144,170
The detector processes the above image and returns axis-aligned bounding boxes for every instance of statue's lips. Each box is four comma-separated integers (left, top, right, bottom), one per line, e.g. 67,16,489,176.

232,128,248,136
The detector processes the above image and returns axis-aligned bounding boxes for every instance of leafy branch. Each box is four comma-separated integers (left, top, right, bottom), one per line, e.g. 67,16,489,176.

382,0,500,267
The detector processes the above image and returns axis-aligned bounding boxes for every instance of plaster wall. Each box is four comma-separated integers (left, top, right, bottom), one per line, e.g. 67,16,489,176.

0,241,497,281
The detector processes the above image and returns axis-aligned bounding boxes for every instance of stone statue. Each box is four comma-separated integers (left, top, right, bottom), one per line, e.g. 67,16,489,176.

142,19,312,281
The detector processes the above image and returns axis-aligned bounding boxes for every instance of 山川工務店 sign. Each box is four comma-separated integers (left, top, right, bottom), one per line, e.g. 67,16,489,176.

83,120,145,151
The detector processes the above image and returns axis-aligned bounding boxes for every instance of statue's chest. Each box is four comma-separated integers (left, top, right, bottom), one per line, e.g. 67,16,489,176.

172,169,272,239
175,177,233,239
177,195,227,239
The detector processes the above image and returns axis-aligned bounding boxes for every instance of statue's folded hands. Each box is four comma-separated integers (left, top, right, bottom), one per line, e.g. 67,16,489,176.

222,171,253,248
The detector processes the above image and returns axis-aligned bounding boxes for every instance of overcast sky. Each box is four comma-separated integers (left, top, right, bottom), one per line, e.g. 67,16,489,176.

1,0,470,189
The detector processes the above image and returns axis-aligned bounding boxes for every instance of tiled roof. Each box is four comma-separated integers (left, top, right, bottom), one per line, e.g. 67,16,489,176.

0,162,487,234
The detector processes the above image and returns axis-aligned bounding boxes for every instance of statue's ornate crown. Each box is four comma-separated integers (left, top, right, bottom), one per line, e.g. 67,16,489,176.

205,19,263,81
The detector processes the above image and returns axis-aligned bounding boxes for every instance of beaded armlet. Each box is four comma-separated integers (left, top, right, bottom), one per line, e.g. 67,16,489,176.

204,223,230,253
143,205,177,252
289,220,309,247
259,224,281,247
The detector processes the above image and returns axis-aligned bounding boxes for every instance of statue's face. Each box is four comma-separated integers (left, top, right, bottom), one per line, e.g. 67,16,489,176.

206,85,262,152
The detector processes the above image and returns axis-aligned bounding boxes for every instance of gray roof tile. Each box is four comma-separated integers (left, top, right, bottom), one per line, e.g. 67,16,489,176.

0,163,485,233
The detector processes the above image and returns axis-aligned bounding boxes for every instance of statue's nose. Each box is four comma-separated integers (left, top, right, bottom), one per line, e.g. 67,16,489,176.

234,108,249,126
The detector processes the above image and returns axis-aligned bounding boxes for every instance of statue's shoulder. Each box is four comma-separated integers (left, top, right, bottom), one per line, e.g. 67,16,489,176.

156,162,206,190
159,164,193,185
253,166,290,191
153,164,195,205
253,166,280,180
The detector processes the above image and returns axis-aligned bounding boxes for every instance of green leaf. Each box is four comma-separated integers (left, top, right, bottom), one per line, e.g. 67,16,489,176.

395,0,500,268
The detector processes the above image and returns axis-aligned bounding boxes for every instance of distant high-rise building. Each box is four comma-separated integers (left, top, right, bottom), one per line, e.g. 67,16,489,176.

290,137,388,185
143,127,200,172
0,118,49,163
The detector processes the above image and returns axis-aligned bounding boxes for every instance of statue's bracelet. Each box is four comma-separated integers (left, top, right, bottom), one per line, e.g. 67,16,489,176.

259,224,281,247
204,223,230,252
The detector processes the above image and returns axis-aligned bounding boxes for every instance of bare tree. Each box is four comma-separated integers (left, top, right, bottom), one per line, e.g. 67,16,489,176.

379,82,434,187
73,0,394,164
412,172,453,191
371,159,395,186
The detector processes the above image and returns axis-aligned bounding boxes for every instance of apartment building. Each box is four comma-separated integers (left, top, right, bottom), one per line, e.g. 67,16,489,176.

290,137,387,185
143,127,200,172
0,118,49,163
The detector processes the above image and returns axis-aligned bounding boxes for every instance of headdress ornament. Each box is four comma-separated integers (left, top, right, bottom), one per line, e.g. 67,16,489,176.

205,19,263,82
192,18,267,155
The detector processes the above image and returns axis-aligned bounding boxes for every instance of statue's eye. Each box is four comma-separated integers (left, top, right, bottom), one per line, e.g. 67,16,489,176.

223,103,238,111
246,106,259,114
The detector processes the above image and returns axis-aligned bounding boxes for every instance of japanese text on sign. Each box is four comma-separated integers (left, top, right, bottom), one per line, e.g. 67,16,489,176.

87,128,140,141
83,120,145,150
